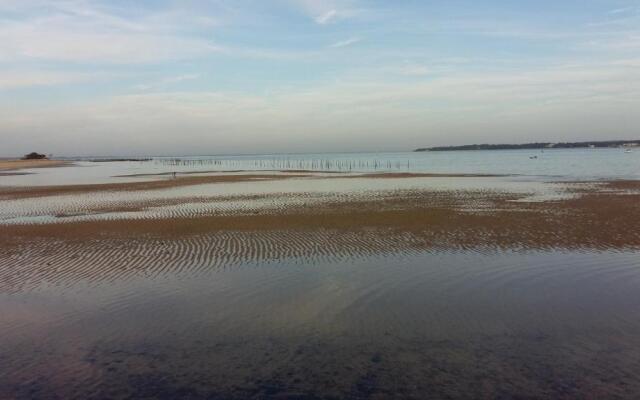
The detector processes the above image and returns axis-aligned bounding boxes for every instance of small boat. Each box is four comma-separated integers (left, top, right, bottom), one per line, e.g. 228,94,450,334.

530,155,538,159
624,149,632,153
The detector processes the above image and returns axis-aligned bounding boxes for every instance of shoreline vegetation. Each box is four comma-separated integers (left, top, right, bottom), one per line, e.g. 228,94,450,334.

415,139,640,152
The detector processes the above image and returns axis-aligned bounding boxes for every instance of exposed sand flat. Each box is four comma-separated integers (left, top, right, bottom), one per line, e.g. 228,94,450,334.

0,173,310,199
3,186,639,249
0,159,70,171
1,180,638,242
52,192,514,223
1,180,639,292
0,171,506,200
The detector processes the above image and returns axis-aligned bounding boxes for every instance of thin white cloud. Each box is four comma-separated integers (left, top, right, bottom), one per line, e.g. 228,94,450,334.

289,0,361,24
610,58,640,67
0,70,109,89
584,34,640,50
329,37,361,48
1,1,639,155
607,6,637,15
2,61,638,155
397,64,430,76
0,3,222,64
134,74,200,91
315,9,337,24
0,29,221,63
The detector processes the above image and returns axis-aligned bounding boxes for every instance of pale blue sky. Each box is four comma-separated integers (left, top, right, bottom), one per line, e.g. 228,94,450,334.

1,0,639,156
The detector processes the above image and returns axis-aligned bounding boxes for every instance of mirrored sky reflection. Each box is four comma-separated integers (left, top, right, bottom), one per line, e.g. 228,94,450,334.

3,248,640,398
1,0,639,156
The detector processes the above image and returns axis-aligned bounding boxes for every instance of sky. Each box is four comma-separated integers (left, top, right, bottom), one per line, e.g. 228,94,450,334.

0,0,639,156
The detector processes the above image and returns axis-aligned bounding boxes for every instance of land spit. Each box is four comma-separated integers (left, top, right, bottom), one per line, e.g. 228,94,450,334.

0,159,71,171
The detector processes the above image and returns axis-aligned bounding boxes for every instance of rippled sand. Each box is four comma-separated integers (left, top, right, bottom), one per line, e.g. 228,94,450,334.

1,173,640,399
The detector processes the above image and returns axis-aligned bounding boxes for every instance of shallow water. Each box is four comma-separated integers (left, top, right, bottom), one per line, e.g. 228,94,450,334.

2,148,639,187
1,149,639,398
1,247,639,399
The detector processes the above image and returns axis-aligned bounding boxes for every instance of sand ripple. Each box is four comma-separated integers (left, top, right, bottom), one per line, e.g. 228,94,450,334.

0,230,428,293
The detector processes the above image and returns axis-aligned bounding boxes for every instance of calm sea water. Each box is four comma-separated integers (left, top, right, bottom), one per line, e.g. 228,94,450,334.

2,249,640,398
153,148,638,179
2,148,640,399
3,148,638,186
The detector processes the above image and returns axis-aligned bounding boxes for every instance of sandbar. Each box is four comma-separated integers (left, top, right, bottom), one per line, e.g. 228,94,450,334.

0,159,71,171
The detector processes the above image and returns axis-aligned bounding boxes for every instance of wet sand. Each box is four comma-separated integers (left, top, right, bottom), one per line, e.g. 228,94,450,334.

0,159,71,171
1,179,639,291
0,171,506,199
2,174,640,399
0,173,313,199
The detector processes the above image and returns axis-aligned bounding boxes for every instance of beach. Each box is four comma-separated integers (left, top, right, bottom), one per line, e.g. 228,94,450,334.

0,159,70,172
2,174,640,292
1,156,640,399
4,1,639,397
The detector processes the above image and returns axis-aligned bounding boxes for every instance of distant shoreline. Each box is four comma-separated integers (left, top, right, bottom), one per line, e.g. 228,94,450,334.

0,159,71,172
415,140,640,152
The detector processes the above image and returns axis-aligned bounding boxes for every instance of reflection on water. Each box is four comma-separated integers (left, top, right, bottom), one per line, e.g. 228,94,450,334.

2,149,639,398
1,248,640,399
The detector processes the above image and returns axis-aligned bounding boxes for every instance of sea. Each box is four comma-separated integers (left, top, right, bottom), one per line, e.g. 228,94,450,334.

2,147,639,186
1,148,639,399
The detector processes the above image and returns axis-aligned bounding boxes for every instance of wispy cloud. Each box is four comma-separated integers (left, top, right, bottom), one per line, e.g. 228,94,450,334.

1,1,639,155
289,0,361,24
329,37,361,48
3,60,638,155
396,63,430,76
134,74,200,91
315,9,337,24
0,70,109,89
0,2,221,64
584,34,640,50
607,6,638,15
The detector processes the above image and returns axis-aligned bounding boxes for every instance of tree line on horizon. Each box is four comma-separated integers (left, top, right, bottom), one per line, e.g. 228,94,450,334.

415,139,640,152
